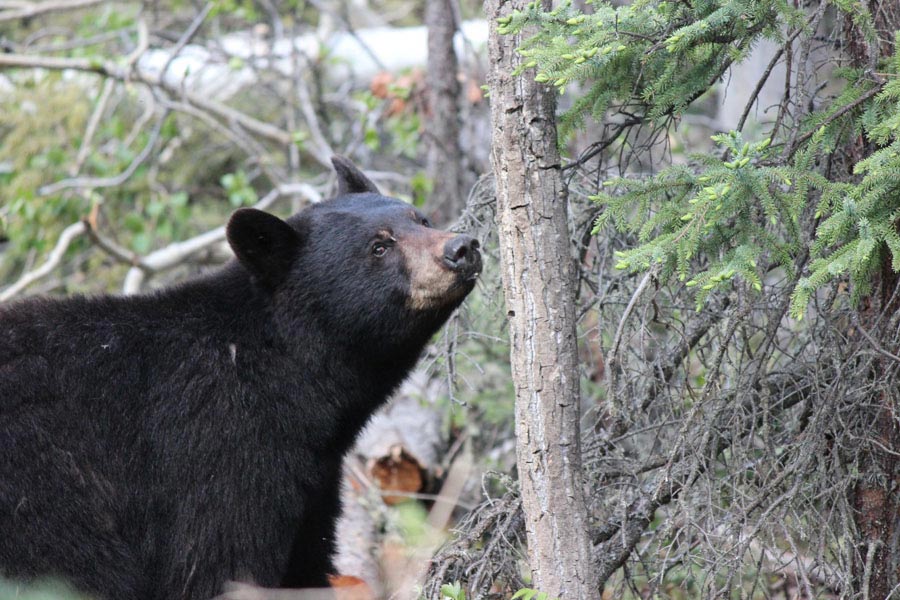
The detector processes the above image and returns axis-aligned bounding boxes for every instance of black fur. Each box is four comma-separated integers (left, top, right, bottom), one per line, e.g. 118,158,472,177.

0,159,480,600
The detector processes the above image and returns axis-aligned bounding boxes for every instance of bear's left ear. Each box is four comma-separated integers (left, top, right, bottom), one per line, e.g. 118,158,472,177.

332,155,381,196
227,208,300,287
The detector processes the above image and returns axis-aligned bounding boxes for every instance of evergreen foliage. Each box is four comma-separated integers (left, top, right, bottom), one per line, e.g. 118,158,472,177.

501,0,794,135
504,0,900,318
593,132,799,310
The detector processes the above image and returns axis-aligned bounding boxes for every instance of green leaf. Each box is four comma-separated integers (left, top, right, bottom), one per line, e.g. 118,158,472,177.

440,581,465,600
123,213,144,234
131,232,152,254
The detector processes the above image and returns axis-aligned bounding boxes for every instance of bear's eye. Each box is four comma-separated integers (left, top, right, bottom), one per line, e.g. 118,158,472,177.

372,243,389,258
421,217,431,228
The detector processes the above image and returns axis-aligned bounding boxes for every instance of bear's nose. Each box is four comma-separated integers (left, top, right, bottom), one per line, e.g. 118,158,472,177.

443,234,482,276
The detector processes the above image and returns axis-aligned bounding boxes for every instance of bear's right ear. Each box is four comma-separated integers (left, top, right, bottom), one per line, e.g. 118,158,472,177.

226,208,300,287
332,155,381,196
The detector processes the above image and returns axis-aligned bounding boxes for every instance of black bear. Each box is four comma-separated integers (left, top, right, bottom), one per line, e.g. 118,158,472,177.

0,157,481,600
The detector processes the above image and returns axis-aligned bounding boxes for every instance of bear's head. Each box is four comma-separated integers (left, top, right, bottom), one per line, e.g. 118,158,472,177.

225,156,481,359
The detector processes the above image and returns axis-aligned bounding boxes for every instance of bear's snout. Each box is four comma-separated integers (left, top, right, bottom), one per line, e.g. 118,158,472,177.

442,235,482,279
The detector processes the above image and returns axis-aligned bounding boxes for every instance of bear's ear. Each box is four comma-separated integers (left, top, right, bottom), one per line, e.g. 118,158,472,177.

226,208,300,287
331,155,380,196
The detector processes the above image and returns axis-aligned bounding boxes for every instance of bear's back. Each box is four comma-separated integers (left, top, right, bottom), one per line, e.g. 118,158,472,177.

0,269,292,464
0,270,326,600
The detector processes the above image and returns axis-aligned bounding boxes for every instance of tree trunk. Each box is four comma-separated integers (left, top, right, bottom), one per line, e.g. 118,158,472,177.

424,0,465,226
484,1,598,597
846,3,900,597
852,263,900,599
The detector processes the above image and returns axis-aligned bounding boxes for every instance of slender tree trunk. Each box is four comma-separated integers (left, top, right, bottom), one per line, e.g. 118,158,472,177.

846,3,900,596
424,0,465,226
484,1,598,597
852,261,900,599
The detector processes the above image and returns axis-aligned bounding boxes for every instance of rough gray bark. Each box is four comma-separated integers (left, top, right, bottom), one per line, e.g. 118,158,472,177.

484,1,598,597
424,0,465,225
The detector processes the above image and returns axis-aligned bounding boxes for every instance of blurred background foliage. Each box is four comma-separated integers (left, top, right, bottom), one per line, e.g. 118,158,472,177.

0,0,489,293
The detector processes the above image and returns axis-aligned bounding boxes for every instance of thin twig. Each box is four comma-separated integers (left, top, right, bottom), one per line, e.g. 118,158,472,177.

0,52,294,147
160,3,214,83
854,321,900,364
736,46,784,132
71,78,115,175
121,182,320,294
606,268,656,414
294,64,335,167
39,111,169,196
0,0,102,22
787,84,884,158
82,208,148,268
0,221,86,302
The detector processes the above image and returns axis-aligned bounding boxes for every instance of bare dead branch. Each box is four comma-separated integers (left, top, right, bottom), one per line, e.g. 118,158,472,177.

82,210,148,268
71,78,114,175
294,72,335,169
0,0,103,23
40,111,169,196
121,182,320,294
853,318,900,364
0,221,86,302
0,52,294,147
159,3,214,82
